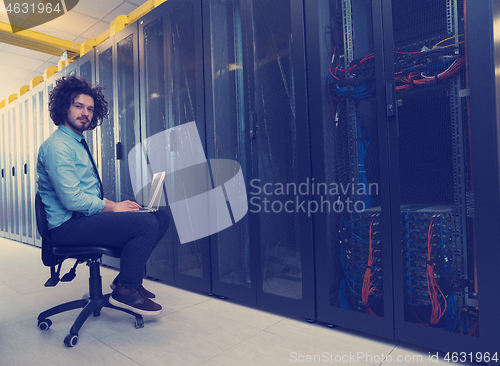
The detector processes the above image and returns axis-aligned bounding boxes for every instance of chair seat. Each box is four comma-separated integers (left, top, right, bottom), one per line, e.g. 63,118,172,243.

53,246,122,258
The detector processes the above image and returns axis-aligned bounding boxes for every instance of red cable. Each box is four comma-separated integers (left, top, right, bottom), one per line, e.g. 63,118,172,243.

426,220,447,325
362,218,377,316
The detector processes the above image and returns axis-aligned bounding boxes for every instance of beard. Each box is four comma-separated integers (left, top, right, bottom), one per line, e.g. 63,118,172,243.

66,117,89,133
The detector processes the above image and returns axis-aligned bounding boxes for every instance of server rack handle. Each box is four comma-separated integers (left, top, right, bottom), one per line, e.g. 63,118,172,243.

249,112,258,139
116,142,123,160
12,166,15,176
24,164,27,175
386,82,396,117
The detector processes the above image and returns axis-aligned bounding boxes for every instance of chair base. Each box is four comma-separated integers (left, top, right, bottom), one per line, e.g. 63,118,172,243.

37,292,144,346
37,257,144,346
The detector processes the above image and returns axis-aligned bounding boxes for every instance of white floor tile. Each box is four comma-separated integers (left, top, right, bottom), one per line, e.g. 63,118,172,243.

0,283,46,327
99,305,262,365
191,298,285,331
0,319,140,366
0,239,470,366
200,331,378,366
264,317,397,356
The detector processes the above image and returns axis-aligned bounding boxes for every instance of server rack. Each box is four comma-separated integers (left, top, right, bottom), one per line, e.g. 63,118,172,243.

114,23,141,205
0,108,7,238
390,0,500,355
7,97,21,242
96,36,117,204
139,0,211,291
78,50,97,156
17,89,34,245
388,0,482,352
95,35,121,269
307,0,394,338
202,0,255,304
308,0,500,355
98,22,142,270
245,0,316,319
31,79,46,248
44,72,59,137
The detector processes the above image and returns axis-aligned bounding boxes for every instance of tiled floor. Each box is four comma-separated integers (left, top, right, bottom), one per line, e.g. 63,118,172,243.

0,237,474,366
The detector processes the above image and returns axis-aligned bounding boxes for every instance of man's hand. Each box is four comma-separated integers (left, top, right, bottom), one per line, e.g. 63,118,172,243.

101,200,142,213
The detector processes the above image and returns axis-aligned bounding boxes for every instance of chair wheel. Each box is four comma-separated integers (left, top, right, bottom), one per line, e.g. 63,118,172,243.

64,333,78,347
135,316,144,329
38,319,52,330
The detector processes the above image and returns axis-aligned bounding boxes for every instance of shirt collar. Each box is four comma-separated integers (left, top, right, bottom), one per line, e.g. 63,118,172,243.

58,125,84,142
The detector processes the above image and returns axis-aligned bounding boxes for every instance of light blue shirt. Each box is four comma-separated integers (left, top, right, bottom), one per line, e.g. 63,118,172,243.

37,125,105,230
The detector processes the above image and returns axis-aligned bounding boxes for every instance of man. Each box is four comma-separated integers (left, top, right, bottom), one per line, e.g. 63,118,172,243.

37,76,169,316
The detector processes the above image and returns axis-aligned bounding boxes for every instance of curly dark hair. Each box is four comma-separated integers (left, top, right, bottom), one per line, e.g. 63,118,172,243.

48,76,109,130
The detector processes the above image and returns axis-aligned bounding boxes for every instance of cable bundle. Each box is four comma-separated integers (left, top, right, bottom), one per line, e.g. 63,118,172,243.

395,56,465,92
340,217,382,315
328,35,465,100
426,219,447,324
361,218,378,316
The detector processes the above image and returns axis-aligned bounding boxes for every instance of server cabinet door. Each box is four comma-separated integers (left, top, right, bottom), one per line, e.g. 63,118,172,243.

203,0,255,303
96,37,117,203
140,0,210,291
32,81,45,248
390,0,498,355
45,71,61,137
306,0,394,337
79,50,97,156
203,0,257,303
17,100,26,243
139,6,176,283
115,24,141,204
64,59,78,77
0,112,6,238
95,37,120,269
8,101,21,242
101,23,142,270
139,5,174,283
18,93,34,245
246,0,315,319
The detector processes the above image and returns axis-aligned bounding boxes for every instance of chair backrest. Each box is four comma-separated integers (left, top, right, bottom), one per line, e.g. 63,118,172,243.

35,192,122,260
35,192,50,240
35,192,62,267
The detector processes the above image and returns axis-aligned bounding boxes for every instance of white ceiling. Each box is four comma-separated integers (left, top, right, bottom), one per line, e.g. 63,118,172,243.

0,0,147,103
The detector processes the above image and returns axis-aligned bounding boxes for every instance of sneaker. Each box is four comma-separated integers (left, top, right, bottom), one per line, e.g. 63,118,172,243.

110,283,162,316
110,275,156,299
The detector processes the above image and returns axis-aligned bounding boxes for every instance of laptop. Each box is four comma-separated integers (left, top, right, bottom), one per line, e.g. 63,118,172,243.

137,172,165,213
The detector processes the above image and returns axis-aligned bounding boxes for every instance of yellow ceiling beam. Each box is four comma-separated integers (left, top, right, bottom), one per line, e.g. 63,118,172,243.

128,0,167,25
80,39,96,56
95,28,110,46
19,85,30,96
0,20,80,59
30,76,44,89
110,15,128,36
43,66,58,80
0,100,5,109
8,93,17,104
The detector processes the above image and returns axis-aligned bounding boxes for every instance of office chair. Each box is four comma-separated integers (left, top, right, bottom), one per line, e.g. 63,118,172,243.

35,192,144,347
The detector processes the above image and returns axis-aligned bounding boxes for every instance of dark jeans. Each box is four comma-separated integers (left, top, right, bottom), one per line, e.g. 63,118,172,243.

50,210,169,289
